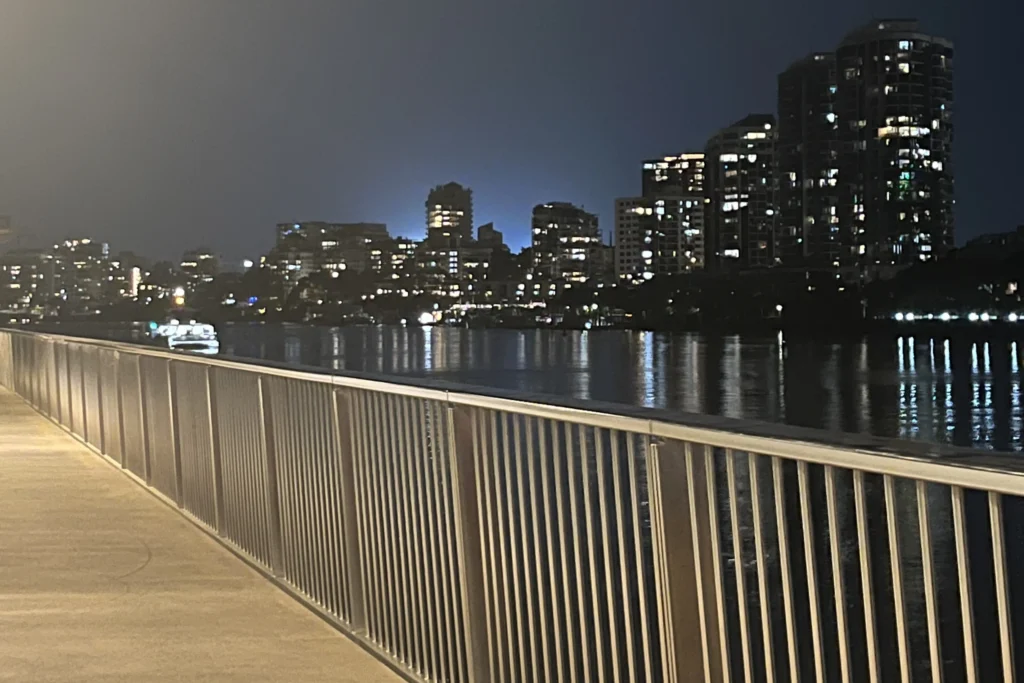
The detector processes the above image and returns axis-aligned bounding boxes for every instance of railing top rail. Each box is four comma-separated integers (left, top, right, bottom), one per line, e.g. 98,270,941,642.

7,327,1024,496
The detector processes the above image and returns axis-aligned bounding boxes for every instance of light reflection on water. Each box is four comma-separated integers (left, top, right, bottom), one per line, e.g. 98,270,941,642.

220,324,1024,452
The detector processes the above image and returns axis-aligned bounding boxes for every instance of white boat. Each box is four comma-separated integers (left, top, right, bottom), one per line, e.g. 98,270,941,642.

149,319,220,355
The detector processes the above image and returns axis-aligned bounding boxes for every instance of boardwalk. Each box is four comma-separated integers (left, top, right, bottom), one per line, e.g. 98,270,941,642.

0,388,402,683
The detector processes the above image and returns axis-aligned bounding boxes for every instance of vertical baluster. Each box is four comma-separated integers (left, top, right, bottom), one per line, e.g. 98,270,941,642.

420,400,449,680
853,470,880,682
629,436,656,682
610,433,638,681
798,461,826,681
726,450,754,682
435,402,462,680
917,481,943,683
409,398,438,676
355,392,381,636
479,411,505,682
594,428,622,683
951,486,977,683
336,389,366,627
493,412,518,682
825,465,852,683
391,396,414,664
554,422,581,682
567,423,594,683
683,443,718,682
526,417,555,681
705,446,732,681
580,424,608,680
371,393,397,651
884,475,911,683
401,396,427,670
988,491,1015,683
748,454,776,682
503,414,528,679
771,457,799,683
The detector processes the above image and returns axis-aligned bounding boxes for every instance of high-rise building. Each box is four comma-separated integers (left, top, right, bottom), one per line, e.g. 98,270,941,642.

52,238,110,312
426,182,473,245
180,248,220,286
476,223,506,250
835,20,954,275
615,195,705,280
704,115,777,270
777,53,841,268
641,153,705,197
617,153,706,279
0,248,52,315
531,202,602,284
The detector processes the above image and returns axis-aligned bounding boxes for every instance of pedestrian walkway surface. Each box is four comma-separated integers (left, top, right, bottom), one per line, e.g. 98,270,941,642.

0,388,403,683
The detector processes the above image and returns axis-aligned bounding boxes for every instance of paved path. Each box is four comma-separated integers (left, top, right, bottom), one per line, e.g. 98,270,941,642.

0,387,403,683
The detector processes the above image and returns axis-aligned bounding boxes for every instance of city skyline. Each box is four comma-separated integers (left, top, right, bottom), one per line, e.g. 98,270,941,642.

0,2,1001,264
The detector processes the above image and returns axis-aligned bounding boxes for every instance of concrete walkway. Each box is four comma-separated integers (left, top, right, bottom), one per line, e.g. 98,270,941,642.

0,388,403,683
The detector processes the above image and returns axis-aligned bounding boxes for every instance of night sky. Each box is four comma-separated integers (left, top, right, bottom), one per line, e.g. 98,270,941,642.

0,0,1006,264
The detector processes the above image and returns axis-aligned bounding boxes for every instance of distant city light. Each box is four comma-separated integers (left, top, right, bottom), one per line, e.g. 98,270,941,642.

968,312,980,322
894,312,905,321
905,312,915,322
940,312,951,321
1010,313,1020,323
242,259,254,269
981,313,991,322
418,312,435,326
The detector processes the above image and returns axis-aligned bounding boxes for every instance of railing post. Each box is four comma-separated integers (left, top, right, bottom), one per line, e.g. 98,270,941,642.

94,348,104,453
257,375,285,576
648,439,724,683
64,341,73,429
206,366,226,535
168,360,184,507
333,387,367,630
115,350,127,468
446,402,489,683
79,345,89,443
138,356,151,483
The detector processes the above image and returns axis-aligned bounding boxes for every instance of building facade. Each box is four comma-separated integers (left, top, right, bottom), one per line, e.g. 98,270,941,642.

531,203,602,284
641,153,705,197
618,152,706,279
835,19,954,276
426,182,474,245
777,53,841,268
180,248,220,287
615,195,705,281
704,115,777,270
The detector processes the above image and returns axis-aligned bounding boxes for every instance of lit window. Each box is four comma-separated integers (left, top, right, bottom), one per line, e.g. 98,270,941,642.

719,153,738,163
898,63,910,74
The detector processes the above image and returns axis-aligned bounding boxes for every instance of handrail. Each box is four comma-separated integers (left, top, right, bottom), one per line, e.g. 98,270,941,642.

1,328,1019,683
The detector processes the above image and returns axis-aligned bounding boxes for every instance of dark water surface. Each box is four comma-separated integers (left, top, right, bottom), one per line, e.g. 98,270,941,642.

218,323,1024,452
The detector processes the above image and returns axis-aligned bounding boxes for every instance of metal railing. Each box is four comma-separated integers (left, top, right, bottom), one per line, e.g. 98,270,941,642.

1,328,1022,683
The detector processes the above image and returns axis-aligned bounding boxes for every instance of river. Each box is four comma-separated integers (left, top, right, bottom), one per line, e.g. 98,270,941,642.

215,323,1024,452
